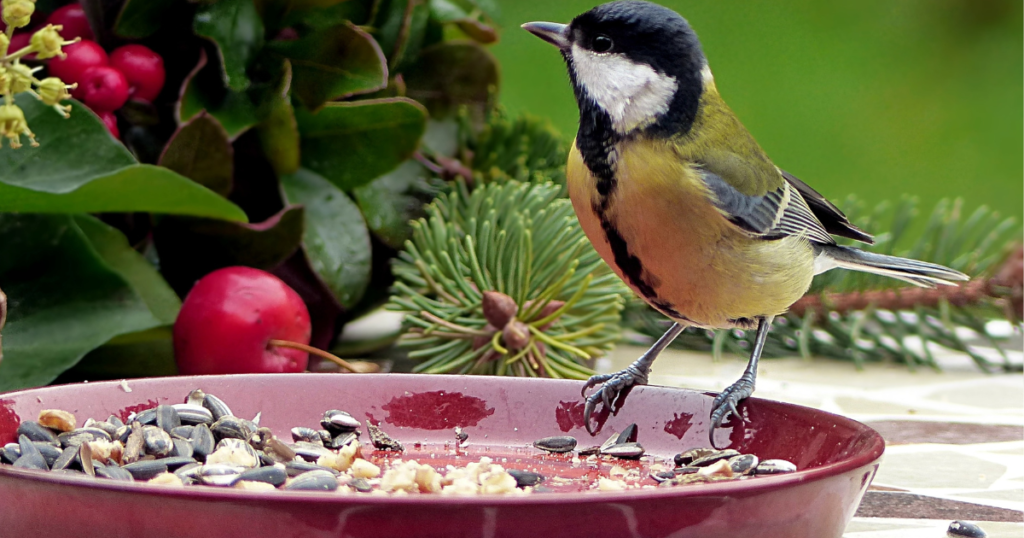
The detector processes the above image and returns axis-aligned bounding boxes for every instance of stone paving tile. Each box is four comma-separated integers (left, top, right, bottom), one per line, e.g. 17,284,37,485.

603,343,1024,536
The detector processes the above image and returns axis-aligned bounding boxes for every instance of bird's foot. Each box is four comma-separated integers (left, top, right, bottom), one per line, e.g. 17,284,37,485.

581,364,648,434
709,375,754,442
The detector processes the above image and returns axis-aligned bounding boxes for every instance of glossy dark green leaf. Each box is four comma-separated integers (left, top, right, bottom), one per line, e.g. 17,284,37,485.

158,112,234,197
297,98,427,190
0,165,247,220
267,22,387,110
63,327,178,381
0,95,246,220
154,205,306,294
404,41,498,122
73,216,181,326
194,0,265,92
353,160,435,249
374,0,430,70
257,79,301,175
1,94,135,193
0,215,166,391
279,0,375,28
113,0,176,39
178,50,261,139
281,169,371,309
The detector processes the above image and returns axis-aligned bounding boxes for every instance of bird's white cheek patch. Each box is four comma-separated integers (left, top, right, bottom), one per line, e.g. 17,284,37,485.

571,45,678,134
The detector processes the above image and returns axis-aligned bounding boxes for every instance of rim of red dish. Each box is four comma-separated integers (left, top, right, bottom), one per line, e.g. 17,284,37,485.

0,374,886,505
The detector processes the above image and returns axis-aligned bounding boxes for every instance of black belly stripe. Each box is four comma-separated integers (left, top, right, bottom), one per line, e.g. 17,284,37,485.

570,70,687,320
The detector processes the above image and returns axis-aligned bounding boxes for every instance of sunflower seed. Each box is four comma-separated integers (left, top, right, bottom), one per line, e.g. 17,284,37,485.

50,446,79,471
285,470,338,491
190,424,215,460
186,389,206,407
58,428,110,449
754,459,797,475
1,443,21,464
947,521,987,538
689,449,740,467
238,466,287,487
614,423,638,445
142,426,172,456
95,465,134,481
533,436,577,453
107,415,125,429
348,477,372,493
17,421,58,445
133,408,158,426
156,405,181,432
171,438,194,459
211,416,252,441
172,404,213,425
602,442,644,459
327,432,358,450
285,460,340,477
199,464,244,486
291,441,331,462
202,394,232,421
321,410,360,434
728,454,759,475
83,418,119,440
34,442,61,467
291,427,322,445
161,456,199,469
674,448,716,467
14,435,47,470
123,460,167,480
170,426,195,440
79,443,94,477
507,469,544,487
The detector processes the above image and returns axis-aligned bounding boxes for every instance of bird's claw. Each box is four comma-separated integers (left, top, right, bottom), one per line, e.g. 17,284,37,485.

581,366,648,434
709,377,754,445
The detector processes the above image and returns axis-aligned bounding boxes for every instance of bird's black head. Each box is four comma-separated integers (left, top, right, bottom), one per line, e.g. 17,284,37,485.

524,1,709,139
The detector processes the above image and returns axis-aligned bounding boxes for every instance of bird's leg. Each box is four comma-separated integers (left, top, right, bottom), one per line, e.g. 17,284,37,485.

582,322,685,433
709,315,774,442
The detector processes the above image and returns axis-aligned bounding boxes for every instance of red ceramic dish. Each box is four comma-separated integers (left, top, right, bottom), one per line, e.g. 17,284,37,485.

0,374,883,538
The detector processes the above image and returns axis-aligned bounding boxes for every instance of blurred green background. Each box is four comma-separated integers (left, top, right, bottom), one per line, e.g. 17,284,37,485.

490,0,1023,224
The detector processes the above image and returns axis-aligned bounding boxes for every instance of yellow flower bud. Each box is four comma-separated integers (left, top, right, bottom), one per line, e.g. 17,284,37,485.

37,76,72,105
0,32,9,54
1,0,35,29
7,63,34,94
0,103,37,149
30,24,66,60
0,67,9,95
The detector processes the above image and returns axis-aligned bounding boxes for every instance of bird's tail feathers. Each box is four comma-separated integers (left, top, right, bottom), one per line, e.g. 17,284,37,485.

817,245,969,288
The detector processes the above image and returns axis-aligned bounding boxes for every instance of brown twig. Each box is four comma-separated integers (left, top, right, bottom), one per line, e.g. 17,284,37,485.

790,245,1023,321
268,340,379,373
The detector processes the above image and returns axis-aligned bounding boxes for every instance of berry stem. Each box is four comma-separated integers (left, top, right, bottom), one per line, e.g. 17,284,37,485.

268,339,371,373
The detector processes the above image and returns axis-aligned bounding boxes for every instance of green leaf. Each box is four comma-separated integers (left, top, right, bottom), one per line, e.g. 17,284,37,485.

281,168,371,309
153,205,305,294
404,41,498,122
158,112,234,197
113,0,176,39
65,327,178,381
0,165,247,221
194,0,265,92
279,0,376,28
1,94,135,194
267,22,387,110
257,73,301,176
73,215,181,326
297,98,427,190
178,50,261,139
374,0,431,70
0,215,165,391
353,160,435,249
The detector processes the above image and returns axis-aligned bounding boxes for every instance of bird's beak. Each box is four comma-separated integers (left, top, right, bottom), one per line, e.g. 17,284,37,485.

521,21,569,49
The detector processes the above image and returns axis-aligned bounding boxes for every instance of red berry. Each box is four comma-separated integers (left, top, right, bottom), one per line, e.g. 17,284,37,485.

97,110,119,139
45,4,93,41
109,44,165,102
173,267,312,375
48,39,108,96
8,32,34,60
79,65,129,112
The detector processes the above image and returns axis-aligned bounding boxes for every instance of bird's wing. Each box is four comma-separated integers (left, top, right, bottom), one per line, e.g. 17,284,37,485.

779,169,874,244
697,166,836,245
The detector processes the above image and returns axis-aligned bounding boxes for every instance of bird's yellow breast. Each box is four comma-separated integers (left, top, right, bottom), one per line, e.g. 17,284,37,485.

567,138,815,328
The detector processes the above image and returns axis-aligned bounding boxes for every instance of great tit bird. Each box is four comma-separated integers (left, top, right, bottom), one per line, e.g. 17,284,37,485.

523,1,968,440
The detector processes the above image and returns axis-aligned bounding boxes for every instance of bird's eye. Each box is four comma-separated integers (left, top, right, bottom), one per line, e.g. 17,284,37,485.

592,35,613,53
